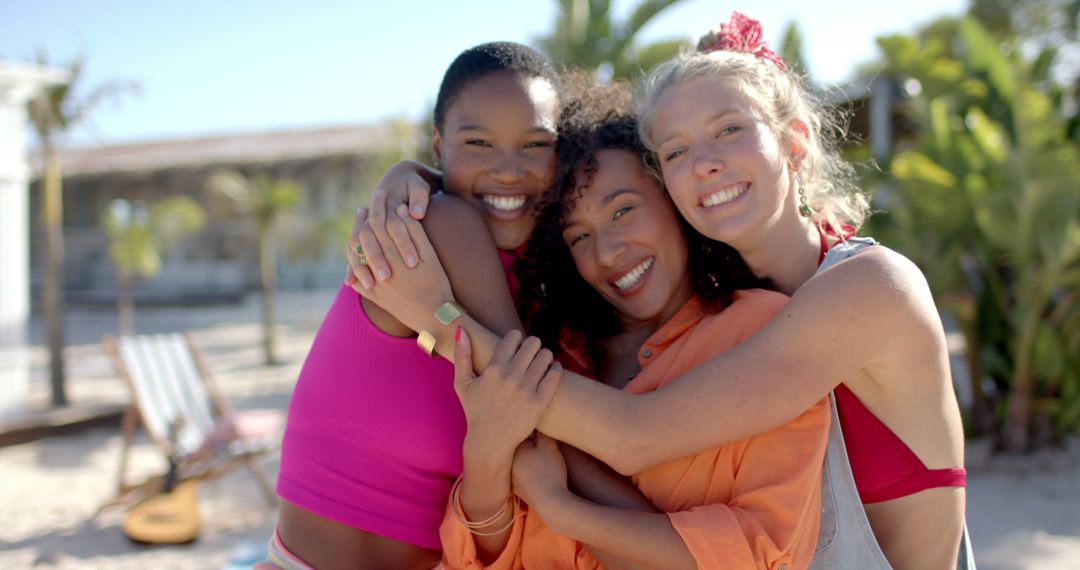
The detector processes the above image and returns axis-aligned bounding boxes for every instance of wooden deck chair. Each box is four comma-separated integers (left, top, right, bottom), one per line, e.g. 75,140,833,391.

102,332,281,508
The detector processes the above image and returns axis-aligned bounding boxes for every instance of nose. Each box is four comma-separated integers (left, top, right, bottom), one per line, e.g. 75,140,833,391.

692,146,725,178
595,228,626,270
488,150,525,183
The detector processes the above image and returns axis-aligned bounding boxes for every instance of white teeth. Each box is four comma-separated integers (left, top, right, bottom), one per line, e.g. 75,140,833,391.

482,195,527,211
701,183,749,207
614,258,654,290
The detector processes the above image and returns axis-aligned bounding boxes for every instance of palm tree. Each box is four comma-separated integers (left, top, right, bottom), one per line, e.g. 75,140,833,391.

103,197,205,336
207,171,301,365
27,52,135,407
536,0,689,80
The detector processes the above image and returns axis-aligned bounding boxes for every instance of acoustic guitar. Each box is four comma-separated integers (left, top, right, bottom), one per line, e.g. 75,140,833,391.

122,419,201,544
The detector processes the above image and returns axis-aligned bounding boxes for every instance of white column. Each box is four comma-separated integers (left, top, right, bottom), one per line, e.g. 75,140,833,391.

0,62,67,418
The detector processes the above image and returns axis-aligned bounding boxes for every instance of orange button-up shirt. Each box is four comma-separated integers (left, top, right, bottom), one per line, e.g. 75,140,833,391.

441,289,831,570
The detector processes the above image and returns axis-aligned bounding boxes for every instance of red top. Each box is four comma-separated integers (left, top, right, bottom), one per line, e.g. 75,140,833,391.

833,385,966,504
819,231,966,504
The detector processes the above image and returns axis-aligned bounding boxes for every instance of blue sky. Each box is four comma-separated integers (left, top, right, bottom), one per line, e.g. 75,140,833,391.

3,0,967,147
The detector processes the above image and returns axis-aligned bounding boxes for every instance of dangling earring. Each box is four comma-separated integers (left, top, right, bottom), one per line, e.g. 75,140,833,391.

796,173,812,217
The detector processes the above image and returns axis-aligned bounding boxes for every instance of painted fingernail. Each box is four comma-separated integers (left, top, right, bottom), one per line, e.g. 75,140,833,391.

361,276,374,290
412,204,425,216
397,204,408,217
377,269,390,281
455,326,462,344
406,255,418,267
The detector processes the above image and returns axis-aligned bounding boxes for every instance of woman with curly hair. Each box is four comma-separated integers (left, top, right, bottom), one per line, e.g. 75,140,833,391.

438,92,831,569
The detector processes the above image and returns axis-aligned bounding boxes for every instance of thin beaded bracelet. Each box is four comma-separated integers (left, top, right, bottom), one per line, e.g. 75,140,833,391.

450,477,518,536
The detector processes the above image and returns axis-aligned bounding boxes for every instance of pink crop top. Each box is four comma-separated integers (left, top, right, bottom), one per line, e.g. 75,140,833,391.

277,250,518,549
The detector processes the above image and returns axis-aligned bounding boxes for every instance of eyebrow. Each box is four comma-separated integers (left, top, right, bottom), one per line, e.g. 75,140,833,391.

655,108,742,147
562,187,642,231
456,125,556,134
600,188,640,207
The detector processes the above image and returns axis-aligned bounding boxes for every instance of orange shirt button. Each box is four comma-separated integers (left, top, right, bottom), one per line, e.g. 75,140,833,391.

642,348,653,358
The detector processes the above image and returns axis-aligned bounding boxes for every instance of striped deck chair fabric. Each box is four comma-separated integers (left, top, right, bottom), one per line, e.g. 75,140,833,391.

104,332,281,506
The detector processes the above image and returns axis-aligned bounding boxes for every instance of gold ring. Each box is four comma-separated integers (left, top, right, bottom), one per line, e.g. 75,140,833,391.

355,244,367,266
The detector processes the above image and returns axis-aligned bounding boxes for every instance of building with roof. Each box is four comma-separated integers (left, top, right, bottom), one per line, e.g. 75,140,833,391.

27,122,421,306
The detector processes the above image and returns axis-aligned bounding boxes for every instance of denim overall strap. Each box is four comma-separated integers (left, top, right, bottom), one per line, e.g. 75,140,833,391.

809,393,893,569
808,235,976,569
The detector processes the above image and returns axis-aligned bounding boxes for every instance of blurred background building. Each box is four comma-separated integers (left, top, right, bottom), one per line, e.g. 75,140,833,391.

26,122,415,302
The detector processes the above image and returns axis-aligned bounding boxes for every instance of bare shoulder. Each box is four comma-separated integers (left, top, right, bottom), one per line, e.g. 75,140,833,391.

793,244,945,362
422,193,487,235
808,244,934,312
420,193,500,266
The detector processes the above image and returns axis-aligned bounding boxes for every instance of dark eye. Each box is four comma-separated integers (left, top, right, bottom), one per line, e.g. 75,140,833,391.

663,149,684,162
613,206,632,220
567,232,588,246
465,139,491,147
525,140,553,149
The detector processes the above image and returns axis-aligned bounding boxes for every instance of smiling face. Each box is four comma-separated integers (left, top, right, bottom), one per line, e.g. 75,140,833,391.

649,75,801,249
432,71,560,250
561,149,693,327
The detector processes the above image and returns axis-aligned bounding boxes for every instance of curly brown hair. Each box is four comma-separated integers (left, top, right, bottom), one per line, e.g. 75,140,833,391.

515,83,768,371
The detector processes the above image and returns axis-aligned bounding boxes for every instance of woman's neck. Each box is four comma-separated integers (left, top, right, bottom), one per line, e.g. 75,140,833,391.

597,331,646,390
601,284,693,389
738,215,822,296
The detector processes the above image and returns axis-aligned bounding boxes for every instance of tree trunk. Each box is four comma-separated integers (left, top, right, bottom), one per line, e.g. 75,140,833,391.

116,269,134,336
42,145,67,407
1002,291,1044,453
258,226,278,365
960,319,994,437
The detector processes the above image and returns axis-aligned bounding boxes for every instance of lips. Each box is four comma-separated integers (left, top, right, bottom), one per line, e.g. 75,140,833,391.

700,182,749,208
609,257,654,293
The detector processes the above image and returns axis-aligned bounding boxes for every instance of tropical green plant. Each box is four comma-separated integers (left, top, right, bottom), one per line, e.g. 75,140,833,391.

536,0,689,80
27,51,136,407
103,196,205,336
778,21,809,78
870,16,1080,452
207,171,301,365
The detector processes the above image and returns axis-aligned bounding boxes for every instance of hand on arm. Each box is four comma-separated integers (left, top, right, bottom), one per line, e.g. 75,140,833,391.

346,159,439,289
351,194,524,372
349,191,710,474
453,328,562,563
